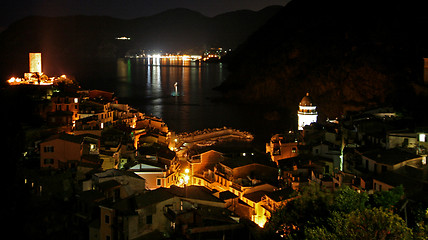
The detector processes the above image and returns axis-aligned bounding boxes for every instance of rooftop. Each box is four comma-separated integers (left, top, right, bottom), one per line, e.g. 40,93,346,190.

243,190,268,203
360,147,421,165
265,188,296,202
299,92,314,107
167,185,223,203
218,191,238,200
135,188,175,208
220,153,273,169
42,132,99,144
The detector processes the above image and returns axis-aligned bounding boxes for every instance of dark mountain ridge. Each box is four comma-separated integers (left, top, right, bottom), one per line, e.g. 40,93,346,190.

0,6,282,81
220,0,428,121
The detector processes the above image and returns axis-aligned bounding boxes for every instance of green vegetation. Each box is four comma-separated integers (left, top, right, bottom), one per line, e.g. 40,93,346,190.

264,184,427,240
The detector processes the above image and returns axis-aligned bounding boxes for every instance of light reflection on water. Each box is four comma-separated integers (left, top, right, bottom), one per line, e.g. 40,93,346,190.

114,58,288,143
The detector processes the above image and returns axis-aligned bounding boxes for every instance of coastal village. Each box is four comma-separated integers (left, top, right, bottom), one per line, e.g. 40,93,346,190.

9,53,428,239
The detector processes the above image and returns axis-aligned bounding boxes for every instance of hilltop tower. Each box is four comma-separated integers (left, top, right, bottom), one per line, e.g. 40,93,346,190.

297,92,318,130
29,53,42,73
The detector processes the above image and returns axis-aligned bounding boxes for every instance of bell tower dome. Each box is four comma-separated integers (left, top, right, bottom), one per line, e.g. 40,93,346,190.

297,92,318,130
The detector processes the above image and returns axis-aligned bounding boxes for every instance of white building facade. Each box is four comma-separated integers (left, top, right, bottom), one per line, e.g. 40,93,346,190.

297,92,318,130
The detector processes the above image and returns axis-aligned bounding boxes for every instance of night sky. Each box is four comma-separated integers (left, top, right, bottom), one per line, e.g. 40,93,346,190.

1,0,289,31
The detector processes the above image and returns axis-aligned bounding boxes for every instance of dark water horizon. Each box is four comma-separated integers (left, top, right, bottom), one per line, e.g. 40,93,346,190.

31,57,295,146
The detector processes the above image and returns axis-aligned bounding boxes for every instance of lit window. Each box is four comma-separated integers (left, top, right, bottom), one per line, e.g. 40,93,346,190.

90,144,97,151
419,133,426,142
74,98,78,103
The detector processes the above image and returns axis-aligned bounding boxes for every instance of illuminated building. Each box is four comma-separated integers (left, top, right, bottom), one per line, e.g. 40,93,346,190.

202,48,226,62
40,132,100,169
297,92,318,130
29,52,42,73
266,133,302,164
50,93,80,124
7,53,71,85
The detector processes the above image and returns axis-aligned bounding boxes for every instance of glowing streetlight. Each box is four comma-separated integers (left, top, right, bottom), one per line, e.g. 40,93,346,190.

184,174,189,184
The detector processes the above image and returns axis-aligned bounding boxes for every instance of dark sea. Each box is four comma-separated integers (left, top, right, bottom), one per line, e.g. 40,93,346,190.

76,57,293,146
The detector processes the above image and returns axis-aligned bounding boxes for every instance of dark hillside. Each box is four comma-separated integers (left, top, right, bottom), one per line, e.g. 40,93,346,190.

0,6,282,83
220,0,428,120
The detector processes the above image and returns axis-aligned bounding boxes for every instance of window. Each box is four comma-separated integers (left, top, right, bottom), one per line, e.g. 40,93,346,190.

90,144,97,151
419,134,426,142
44,146,54,152
105,215,110,224
146,215,152,224
156,179,162,186
381,165,387,173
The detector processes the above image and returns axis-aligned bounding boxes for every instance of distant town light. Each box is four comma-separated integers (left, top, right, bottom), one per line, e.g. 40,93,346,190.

184,168,190,174
115,36,131,40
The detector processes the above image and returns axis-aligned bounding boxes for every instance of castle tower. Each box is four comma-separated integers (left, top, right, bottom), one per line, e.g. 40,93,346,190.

29,53,42,73
297,92,318,130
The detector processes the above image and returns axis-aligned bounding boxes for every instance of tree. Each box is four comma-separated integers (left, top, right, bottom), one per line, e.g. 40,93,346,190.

333,186,369,214
372,185,404,209
337,208,412,240
265,184,334,239
265,184,413,239
305,208,413,240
